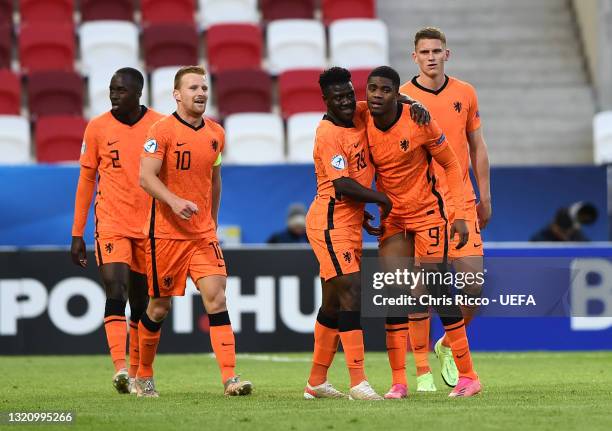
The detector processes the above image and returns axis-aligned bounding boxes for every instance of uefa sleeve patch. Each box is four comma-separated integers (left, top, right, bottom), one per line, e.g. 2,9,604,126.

331,154,346,170
80,141,86,155
144,139,157,153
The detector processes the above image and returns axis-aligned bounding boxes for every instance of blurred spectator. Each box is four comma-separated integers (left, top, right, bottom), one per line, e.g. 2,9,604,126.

267,203,308,244
531,202,598,242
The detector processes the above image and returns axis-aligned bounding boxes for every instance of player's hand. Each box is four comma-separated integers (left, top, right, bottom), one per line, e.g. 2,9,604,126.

377,194,393,219
363,211,383,236
450,219,469,249
171,197,199,220
70,236,87,268
476,199,492,229
409,102,430,126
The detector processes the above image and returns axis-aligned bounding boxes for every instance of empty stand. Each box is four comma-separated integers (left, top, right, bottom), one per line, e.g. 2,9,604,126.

87,68,148,117
321,0,375,25
143,24,198,70
287,112,322,163
594,111,612,165
80,21,139,73
0,116,31,164
28,70,83,117
0,70,20,115
224,113,284,164
141,0,195,25
35,115,87,163
260,0,314,21
20,0,74,23
206,24,262,73
151,66,179,114
215,69,271,117
80,0,134,22
350,68,370,101
267,19,326,74
0,23,10,68
19,22,75,72
0,0,12,27
199,0,258,28
278,69,324,118
329,19,388,69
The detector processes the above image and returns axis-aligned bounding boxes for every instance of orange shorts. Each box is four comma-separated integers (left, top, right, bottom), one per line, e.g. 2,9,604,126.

379,217,448,264
307,224,362,281
448,204,483,259
95,234,146,274
145,237,227,297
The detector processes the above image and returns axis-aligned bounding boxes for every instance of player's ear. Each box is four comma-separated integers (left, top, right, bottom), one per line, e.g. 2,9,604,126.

411,50,417,63
444,49,451,61
173,88,180,103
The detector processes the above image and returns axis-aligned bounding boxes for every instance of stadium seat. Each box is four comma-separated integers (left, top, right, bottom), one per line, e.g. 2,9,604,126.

151,65,216,116
0,70,20,115
0,23,10,69
199,0,258,28
143,23,198,71
321,0,375,25
0,115,31,164
141,0,195,25
87,68,148,117
260,0,314,21
80,21,139,74
267,19,326,75
0,0,12,27
19,22,75,72
350,68,371,101
594,111,612,165
215,69,271,117
278,69,325,118
28,71,83,117
20,0,74,23
287,112,323,163
206,24,262,73
35,115,87,163
80,0,134,21
224,113,284,164
329,19,388,69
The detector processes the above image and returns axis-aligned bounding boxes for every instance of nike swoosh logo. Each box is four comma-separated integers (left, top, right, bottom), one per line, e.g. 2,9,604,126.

415,345,426,350
426,251,436,255
473,243,482,248
353,359,364,363
386,347,398,351
144,343,155,347
353,142,360,148
221,343,234,346
177,142,188,147
107,140,119,146
456,352,467,359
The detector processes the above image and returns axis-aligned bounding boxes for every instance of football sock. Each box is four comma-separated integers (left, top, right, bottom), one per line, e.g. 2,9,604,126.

128,319,139,378
208,311,236,383
338,311,366,387
385,316,409,386
137,312,163,378
103,298,127,372
408,315,431,376
308,310,339,386
442,318,478,380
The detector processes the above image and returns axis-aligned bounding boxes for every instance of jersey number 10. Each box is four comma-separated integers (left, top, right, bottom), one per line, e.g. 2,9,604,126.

174,150,191,170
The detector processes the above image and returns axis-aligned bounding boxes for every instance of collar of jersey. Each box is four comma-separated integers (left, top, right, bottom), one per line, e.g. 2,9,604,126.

173,112,205,131
411,75,450,96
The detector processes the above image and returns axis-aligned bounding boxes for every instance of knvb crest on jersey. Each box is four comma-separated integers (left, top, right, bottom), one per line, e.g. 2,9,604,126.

104,243,113,254
163,276,173,288
399,138,409,152
453,101,462,113
211,139,219,151
343,251,352,263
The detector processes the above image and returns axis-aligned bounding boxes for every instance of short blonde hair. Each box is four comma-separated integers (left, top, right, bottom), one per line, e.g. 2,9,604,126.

414,27,447,48
174,65,206,90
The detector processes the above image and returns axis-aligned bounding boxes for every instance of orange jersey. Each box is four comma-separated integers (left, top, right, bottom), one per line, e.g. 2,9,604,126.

365,103,467,227
143,113,224,240
400,76,481,217
306,107,374,230
79,107,164,238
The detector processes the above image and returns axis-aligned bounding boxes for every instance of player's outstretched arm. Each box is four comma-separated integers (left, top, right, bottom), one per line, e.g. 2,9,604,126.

211,164,221,228
139,157,199,220
333,177,392,218
70,166,97,268
468,128,492,229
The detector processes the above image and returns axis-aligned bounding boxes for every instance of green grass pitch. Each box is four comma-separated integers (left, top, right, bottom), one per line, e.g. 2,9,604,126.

1,352,611,431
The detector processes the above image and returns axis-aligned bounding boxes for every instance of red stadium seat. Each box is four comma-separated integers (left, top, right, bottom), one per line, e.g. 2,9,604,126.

215,69,271,117
141,0,195,25
0,0,13,27
260,0,314,21
321,0,375,25
350,68,370,101
27,70,83,117
20,0,74,23
143,23,198,70
19,22,74,72
35,115,86,163
0,23,10,69
206,24,262,73
278,69,325,118
0,70,21,115
80,0,134,21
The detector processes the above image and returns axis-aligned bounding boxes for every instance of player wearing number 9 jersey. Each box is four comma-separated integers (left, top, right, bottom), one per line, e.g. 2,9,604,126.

137,65,252,398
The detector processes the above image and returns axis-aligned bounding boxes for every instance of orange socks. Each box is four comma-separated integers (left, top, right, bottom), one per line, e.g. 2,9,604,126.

128,320,139,378
137,312,163,378
443,319,478,380
103,299,127,372
385,317,408,386
408,315,431,376
208,311,236,383
308,311,339,386
442,304,478,348
338,311,366,387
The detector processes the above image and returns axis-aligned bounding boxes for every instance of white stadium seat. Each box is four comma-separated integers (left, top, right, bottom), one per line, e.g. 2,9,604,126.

594,111,612,165
80,21,139,74
329,19,389,69
287,112,323,163
88,68,149,118
0,116,31,164
199,0,258,28
267,19,326,75
224,113,285,164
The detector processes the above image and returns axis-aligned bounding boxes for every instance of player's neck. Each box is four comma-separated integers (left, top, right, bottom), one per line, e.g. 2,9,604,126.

112,105,144,126
176,107,204,128
373,102,401,131
416,72,446,92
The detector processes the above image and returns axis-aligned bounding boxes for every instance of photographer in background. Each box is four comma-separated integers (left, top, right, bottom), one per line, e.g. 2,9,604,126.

267,203,309,244
531,202,599,242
